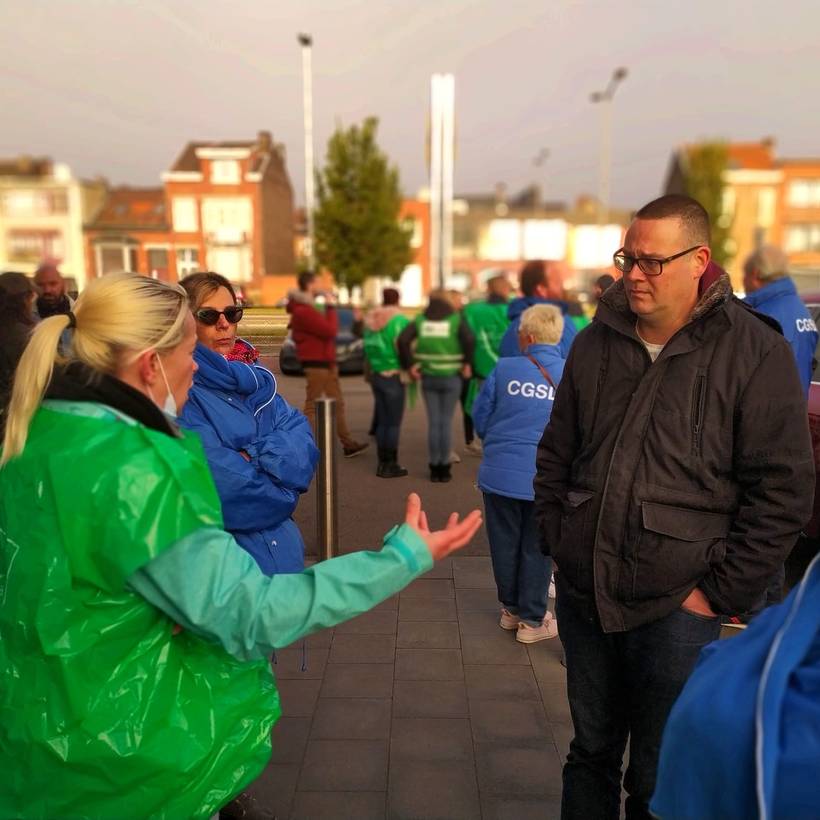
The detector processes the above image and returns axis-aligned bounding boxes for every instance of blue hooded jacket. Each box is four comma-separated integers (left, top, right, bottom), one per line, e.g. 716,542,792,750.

498,296,578,359
472,343,565,500
651,553,820,820
744,277,817,397
179,342,319,575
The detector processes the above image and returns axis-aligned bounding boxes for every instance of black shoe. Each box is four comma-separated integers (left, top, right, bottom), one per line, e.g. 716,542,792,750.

343,441,369,458
219,791,274,819
379,461,409,478
439,463,452,483
429,463,440,482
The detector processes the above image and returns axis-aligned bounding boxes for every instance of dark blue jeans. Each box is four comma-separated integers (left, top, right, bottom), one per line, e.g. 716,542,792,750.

556,594,721,820
483,492,552,626
421,374,461,465
372,373,405,451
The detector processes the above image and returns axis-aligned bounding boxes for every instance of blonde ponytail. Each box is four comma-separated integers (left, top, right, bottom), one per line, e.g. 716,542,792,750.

2,273,188,465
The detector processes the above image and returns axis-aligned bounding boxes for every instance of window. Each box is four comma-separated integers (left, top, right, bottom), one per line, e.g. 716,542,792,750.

757,188,777,228
172,197,198,232
7,230,64,262
99,246,125,275
96,244,138,275
210,160,241,184
785,225,820,253
147,248,169,278
1,190,67,216
788,179,820,208
201,197,252,235
402,217,423,249
176,247,199,276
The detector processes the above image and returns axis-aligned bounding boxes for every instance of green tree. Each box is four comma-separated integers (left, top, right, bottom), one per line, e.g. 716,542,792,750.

683,142,733,268
314,117,412,288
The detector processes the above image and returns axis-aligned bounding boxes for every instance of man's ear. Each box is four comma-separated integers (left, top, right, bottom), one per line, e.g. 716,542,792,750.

136,349,160,387
693,245,712,280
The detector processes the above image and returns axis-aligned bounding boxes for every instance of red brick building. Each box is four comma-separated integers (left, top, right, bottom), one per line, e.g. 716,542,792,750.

84,131,295,298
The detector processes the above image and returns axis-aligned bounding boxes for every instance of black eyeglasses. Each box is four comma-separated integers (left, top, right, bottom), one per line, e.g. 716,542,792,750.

613,245,701,277
195,306,244,326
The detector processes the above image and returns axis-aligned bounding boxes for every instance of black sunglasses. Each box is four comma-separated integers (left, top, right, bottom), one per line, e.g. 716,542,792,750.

195,306,244,326
613,245,701,277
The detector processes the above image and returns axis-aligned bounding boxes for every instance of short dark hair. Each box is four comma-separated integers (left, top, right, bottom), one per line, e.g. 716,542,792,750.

179,271,236,310
595,274,615,292
298,271,316,291
519,260,547,297
634,194,711,246
0,272,36,326
382,288,400,306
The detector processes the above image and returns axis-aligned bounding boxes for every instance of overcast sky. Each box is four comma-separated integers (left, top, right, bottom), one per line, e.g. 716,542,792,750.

1,1,818,210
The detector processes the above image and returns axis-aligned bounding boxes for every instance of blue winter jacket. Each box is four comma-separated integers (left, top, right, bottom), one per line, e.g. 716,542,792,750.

744,277,818,397
498,296,578,359
472,343,565,500
179,342,319,575
652,553,820,820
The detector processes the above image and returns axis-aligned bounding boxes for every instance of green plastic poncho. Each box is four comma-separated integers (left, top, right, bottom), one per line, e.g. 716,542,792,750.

0,403,279,819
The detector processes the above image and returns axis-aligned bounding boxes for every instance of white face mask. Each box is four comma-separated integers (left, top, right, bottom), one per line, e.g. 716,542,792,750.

155,355,178,419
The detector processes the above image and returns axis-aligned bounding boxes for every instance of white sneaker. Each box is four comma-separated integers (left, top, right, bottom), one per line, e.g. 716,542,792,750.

464,440,483,456
516,612,559,643
449,450,461,464
499,608,519,630
548,573,556,600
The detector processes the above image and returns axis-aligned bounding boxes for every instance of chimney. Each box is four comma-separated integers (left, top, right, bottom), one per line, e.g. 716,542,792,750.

256,130,273,152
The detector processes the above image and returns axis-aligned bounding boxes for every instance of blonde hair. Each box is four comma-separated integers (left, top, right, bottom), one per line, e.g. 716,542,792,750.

519,304,564,345
2,272,188,464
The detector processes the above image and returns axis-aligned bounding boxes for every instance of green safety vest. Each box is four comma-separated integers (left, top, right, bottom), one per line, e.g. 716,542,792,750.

0,402,279,819
414,313,463,376
463,300,510,378
363,313,410,373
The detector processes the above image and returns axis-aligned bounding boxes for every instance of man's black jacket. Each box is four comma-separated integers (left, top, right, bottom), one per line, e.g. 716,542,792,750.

534,274,814,632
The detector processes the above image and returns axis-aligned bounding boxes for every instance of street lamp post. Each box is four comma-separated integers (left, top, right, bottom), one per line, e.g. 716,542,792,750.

533,148,550,207
590,67,627,224
298,33,316,269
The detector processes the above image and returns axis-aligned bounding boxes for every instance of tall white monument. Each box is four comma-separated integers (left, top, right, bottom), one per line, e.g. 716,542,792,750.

429,74,455,289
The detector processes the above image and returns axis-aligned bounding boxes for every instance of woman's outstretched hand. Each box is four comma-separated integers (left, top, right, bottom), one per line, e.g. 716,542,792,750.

404,493,483,561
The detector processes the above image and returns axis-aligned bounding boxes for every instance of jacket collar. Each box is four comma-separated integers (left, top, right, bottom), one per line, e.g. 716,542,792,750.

45,361,179,437
744,276,797,308
596,272,733,337
193,342,277,401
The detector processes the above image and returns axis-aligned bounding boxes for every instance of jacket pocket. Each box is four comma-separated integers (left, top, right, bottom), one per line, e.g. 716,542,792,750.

631,501,730,599
553,489,595,591
690,370,707,456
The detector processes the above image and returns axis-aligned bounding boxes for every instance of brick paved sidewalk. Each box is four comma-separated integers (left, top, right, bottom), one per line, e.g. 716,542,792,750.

246,556,568,820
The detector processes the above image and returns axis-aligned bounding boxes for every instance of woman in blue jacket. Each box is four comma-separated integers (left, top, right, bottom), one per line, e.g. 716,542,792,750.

179,272,318,575
472,304,565,643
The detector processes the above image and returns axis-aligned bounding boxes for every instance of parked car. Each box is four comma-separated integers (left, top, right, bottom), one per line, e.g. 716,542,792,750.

278,306,364,376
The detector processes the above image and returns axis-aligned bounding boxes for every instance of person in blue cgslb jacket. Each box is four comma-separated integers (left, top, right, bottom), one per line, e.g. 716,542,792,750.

179,272,318,575
743,244,818,397
498,260,577,359
473,304,566,643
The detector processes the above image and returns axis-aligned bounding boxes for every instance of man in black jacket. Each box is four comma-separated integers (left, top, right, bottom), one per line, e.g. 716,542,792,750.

534,194,814,819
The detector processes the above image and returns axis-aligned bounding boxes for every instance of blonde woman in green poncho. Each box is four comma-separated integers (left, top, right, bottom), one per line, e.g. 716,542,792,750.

0,272,481,819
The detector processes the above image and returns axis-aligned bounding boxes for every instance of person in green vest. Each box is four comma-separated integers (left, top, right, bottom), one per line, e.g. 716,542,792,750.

0,272,482,820
363,287,410,478
462,274,512,456
398,289,475,483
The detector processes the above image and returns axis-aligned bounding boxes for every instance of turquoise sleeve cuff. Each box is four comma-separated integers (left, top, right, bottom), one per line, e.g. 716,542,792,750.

385,523,434,575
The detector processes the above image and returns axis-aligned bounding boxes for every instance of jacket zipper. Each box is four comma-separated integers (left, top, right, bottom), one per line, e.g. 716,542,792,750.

691,371,706,456
589,342,610,436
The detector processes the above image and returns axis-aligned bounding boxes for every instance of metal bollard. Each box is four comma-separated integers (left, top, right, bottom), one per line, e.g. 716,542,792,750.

315,398,339,561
